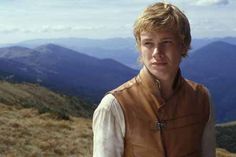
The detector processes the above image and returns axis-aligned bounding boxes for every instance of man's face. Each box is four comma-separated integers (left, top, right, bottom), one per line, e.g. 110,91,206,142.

140,31,183,81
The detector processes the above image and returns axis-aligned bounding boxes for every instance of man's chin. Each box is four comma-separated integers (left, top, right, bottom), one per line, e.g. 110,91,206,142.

149,69,169,80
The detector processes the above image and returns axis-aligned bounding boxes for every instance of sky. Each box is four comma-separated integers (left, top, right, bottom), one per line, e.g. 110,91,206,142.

0,0,235,44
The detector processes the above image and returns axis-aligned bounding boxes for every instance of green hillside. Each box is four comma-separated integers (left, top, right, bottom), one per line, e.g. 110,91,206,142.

0,80,95,119
0,80,94,156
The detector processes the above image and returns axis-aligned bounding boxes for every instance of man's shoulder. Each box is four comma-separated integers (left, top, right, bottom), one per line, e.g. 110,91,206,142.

184,78,209,95
110,76,138,94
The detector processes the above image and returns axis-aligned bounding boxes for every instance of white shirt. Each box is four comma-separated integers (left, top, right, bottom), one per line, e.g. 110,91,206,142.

93,94,216,157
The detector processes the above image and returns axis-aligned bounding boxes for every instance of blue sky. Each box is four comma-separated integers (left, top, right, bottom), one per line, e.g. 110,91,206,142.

0,0,235,44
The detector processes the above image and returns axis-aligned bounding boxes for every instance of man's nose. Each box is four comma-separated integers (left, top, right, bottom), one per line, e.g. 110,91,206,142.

152,46,163,58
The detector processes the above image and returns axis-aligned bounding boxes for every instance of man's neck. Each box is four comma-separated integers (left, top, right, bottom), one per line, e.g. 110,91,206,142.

159,79,174,100
158,70,179,100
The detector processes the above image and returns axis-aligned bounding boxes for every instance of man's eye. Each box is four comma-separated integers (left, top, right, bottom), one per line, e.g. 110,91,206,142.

144,42,154,46
163,40,173,44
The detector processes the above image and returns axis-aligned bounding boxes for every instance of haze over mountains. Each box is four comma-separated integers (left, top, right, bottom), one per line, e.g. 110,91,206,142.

0,44,138,103
0,37,236,123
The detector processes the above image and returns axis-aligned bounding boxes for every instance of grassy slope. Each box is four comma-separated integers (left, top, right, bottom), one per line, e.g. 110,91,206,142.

0,80,94,156
0,103,92,157
0,80,95,119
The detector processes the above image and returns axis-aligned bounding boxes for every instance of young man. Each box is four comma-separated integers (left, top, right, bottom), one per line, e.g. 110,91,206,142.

93,2,215,157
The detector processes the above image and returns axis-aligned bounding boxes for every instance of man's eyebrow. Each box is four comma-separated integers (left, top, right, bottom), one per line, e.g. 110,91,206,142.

141,38,153,41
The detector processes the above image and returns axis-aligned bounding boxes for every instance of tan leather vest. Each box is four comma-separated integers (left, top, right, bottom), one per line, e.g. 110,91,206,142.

110,67,210,157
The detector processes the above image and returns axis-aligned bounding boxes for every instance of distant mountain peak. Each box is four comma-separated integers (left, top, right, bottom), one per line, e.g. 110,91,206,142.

0,46,36,59
191,40,236,57
208,40,234,46
34,43,102,62
40,43,64,48
34,43,71,55
36,43,65,50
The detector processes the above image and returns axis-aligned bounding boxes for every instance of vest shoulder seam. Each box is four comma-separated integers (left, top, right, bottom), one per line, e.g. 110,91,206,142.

111,77,139,94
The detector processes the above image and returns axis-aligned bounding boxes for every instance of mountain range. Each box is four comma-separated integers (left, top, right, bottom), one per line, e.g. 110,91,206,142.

0,39,236,123
0,44,138,103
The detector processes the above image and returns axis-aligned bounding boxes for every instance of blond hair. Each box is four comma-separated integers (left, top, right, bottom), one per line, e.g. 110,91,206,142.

133,2,191,57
